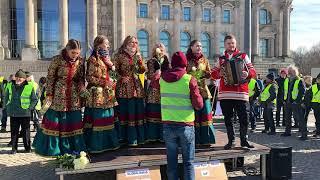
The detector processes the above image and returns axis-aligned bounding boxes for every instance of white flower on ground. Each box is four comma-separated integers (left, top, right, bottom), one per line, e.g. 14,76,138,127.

80,151,86,157
192,66,197,72
73,152,89,170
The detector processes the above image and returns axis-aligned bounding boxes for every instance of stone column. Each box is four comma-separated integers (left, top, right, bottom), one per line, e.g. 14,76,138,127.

21,0,38,61
234,1,240,43
172,1,181,53
113,0,118,49
194,1,202,41
151,0,160,56
117,0,125,46
34,0,38,48
214,3,222,56
87,0,97,48
282,5,290,57
270,38,275,57
0,4,5,60
59,0,68,48
272,0,281,57
251,3,260,61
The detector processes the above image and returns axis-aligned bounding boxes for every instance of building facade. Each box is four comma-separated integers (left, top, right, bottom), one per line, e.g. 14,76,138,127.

0,0,293,80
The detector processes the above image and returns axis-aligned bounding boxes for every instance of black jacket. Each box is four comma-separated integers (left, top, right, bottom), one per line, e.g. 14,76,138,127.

276,77,286,101
305,83,320,106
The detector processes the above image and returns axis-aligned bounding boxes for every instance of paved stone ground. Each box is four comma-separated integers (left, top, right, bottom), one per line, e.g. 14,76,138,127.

0,112,319,180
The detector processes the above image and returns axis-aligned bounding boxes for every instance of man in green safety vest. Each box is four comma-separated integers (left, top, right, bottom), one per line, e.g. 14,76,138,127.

259,73,278,135
310,73,320,138
4,69,38,154
281,65,306,137
25,72,41,131
248,78,261,132
160,51,203,180
1,74,15,133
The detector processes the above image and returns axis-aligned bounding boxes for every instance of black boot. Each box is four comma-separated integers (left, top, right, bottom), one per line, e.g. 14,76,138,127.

299,136,308,141
224,141,236,150
267,131,276,135
240,141,254,148
281,132,291,137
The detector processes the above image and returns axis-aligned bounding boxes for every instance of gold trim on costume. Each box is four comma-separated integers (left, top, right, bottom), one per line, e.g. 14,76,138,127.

92,124,115,131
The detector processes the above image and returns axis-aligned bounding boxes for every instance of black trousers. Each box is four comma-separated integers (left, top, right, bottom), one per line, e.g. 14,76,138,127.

313,103,320,134
220,99,250,143
276,99,286,126
285,103,304,134
300,106,311,137
31,110,40,130
263,106,275,132
10,117,31,151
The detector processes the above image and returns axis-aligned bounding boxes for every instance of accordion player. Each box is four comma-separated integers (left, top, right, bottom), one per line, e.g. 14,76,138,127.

220,53,249,86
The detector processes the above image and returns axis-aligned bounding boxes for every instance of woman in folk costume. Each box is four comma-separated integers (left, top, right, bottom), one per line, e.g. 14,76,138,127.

83,35,119,153
145,43,170,142
33,39,86,156
186,40,216,146
113,35,146,146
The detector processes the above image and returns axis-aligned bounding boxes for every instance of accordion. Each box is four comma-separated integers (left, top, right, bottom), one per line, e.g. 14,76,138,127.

220,54,249,86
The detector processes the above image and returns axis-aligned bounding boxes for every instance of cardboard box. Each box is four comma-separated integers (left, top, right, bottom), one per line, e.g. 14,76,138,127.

116,166,161,180
194,160,228,180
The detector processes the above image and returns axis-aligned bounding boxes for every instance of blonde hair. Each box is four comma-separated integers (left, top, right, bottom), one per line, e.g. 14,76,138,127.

116,35,140,55
304,75,313,85
151,43,167,57
287,65,299,76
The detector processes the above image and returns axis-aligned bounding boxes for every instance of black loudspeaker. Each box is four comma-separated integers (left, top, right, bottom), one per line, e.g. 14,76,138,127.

265,147,292,179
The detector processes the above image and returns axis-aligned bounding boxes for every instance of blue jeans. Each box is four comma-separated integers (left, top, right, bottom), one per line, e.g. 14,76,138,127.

163,124,195,180
249,101,257,129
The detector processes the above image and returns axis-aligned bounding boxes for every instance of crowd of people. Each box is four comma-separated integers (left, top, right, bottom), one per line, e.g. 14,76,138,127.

247,65,320,141
0,34,319,180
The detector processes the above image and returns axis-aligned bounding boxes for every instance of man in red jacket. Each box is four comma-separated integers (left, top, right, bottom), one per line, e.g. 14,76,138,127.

211,34,256,149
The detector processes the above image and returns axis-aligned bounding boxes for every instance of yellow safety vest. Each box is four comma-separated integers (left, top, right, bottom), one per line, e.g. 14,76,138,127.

292,79,301,100
260,84,277,104
284,78,301,100
284,78,289,100
248,79,257,97
312,84,320,103
160,74,195,123
6,83,34,109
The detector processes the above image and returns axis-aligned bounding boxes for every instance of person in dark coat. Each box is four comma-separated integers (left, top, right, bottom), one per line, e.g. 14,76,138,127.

260,73,278,135
300,75,313,140
275,68,288,126
4,70,38,154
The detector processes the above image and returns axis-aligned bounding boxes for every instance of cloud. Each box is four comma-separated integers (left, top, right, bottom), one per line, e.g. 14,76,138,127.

290,0,320,50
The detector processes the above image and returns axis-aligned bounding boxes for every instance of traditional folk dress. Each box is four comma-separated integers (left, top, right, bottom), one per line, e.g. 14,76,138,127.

145,55,169,141
33,51,86,156
186,53,216,145
113,51,146,146
83,52,119,153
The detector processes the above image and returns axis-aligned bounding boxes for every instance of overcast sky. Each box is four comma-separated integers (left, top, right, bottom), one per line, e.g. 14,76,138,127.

291,0,320,50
